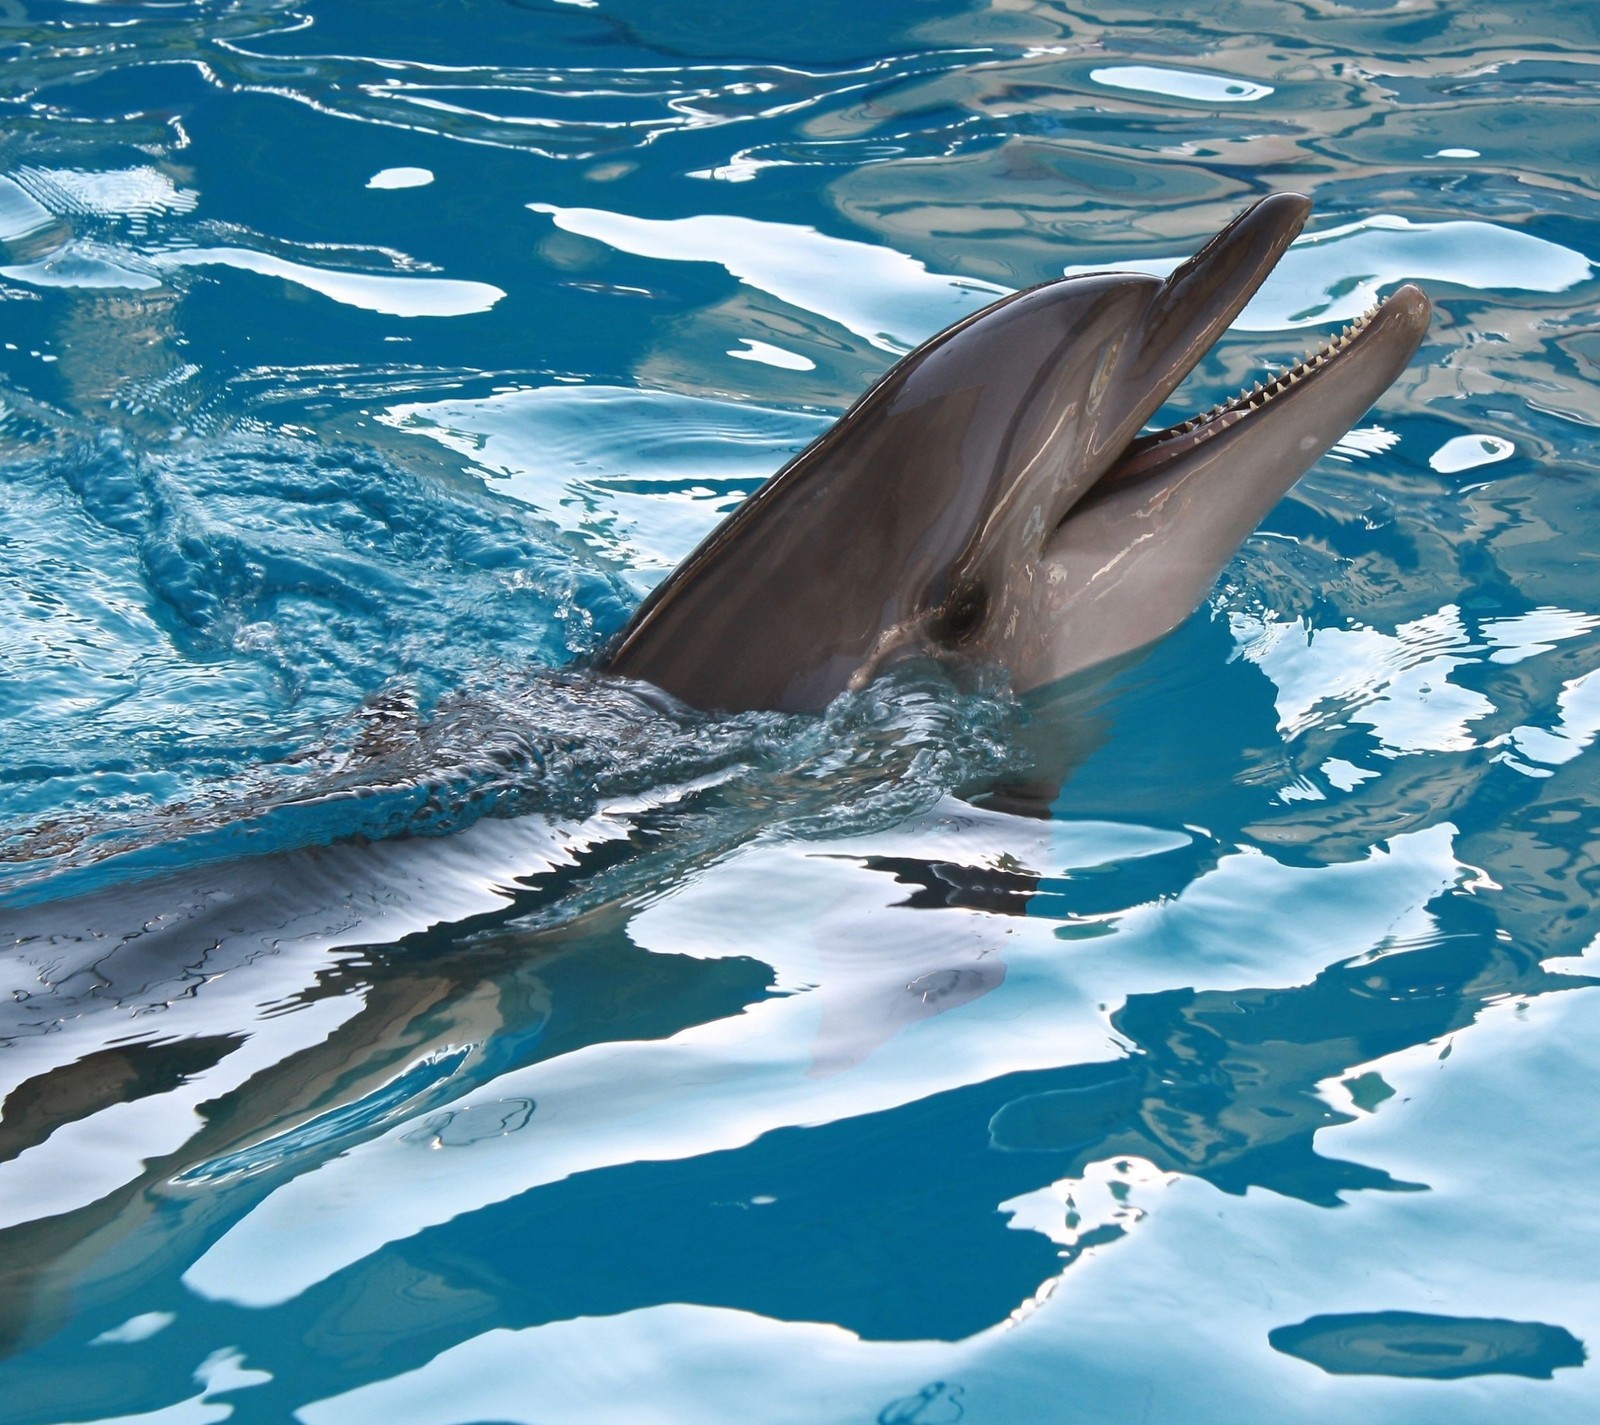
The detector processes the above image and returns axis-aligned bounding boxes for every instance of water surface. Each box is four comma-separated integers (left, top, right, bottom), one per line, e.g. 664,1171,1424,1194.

3,2,1600,1421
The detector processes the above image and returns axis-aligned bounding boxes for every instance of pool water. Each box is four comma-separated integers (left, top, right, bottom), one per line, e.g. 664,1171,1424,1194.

4,2,1600,1421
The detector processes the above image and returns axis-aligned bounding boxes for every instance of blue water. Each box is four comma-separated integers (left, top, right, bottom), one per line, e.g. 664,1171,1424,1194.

3,1,1600,1420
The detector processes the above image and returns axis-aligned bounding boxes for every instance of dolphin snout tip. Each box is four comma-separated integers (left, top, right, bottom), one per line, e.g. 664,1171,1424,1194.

1374,283,1433,358
1259,190,1313,224
1389,282,1433,327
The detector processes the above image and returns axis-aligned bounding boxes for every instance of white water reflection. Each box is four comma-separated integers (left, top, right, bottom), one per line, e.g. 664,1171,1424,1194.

381,384,829,580
12,166,198,225
1430,433,1515,473
367,167,435,190
0,163,500,316
90,1312,177,1348
999,1155,1174,1256
0,175,55,241
1492,667,1600,776
727,337,815,370
1066,215,1594,329
529,202,1005,351
1089,65,1274,103
536,202,1592,351
1329,424,1401,462
0,243,162,290
0,813,622,1230
153,247,503,317
1232,604,1600,754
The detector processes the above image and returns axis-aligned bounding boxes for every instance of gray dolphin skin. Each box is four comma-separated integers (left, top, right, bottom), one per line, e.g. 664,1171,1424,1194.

600,194,1432,713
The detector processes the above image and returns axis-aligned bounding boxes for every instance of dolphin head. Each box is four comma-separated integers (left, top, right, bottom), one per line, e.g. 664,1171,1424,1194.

600,195,1431,712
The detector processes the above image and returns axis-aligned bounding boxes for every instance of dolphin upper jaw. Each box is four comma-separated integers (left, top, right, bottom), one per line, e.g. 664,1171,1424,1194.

599,195,1431,713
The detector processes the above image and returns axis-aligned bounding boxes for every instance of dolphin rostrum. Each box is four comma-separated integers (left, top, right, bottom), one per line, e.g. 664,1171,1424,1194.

600,194,1431,713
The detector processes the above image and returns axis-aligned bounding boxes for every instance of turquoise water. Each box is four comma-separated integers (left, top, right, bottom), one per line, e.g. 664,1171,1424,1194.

4,0,1600,1419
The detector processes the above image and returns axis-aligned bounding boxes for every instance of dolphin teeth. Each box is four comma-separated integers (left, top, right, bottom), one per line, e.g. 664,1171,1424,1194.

1175,296,1381,435
1185,295,1385,433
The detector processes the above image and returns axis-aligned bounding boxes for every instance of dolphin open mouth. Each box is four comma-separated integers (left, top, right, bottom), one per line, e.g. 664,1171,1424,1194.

600,192,1432,713
1104,286,1427,488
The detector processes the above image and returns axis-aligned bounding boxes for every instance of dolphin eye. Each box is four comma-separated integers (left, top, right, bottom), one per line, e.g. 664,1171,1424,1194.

932,579,989,645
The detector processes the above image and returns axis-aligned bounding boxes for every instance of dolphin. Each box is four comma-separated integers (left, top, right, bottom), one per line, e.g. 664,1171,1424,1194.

0,198,1437,1359
4,195,1429,895
600,194,1432,713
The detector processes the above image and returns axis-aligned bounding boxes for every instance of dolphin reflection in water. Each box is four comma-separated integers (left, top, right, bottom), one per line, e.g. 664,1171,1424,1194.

3,197,1459,1376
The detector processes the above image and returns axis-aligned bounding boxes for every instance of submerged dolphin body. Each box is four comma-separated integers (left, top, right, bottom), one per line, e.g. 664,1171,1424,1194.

601,195,1431,713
